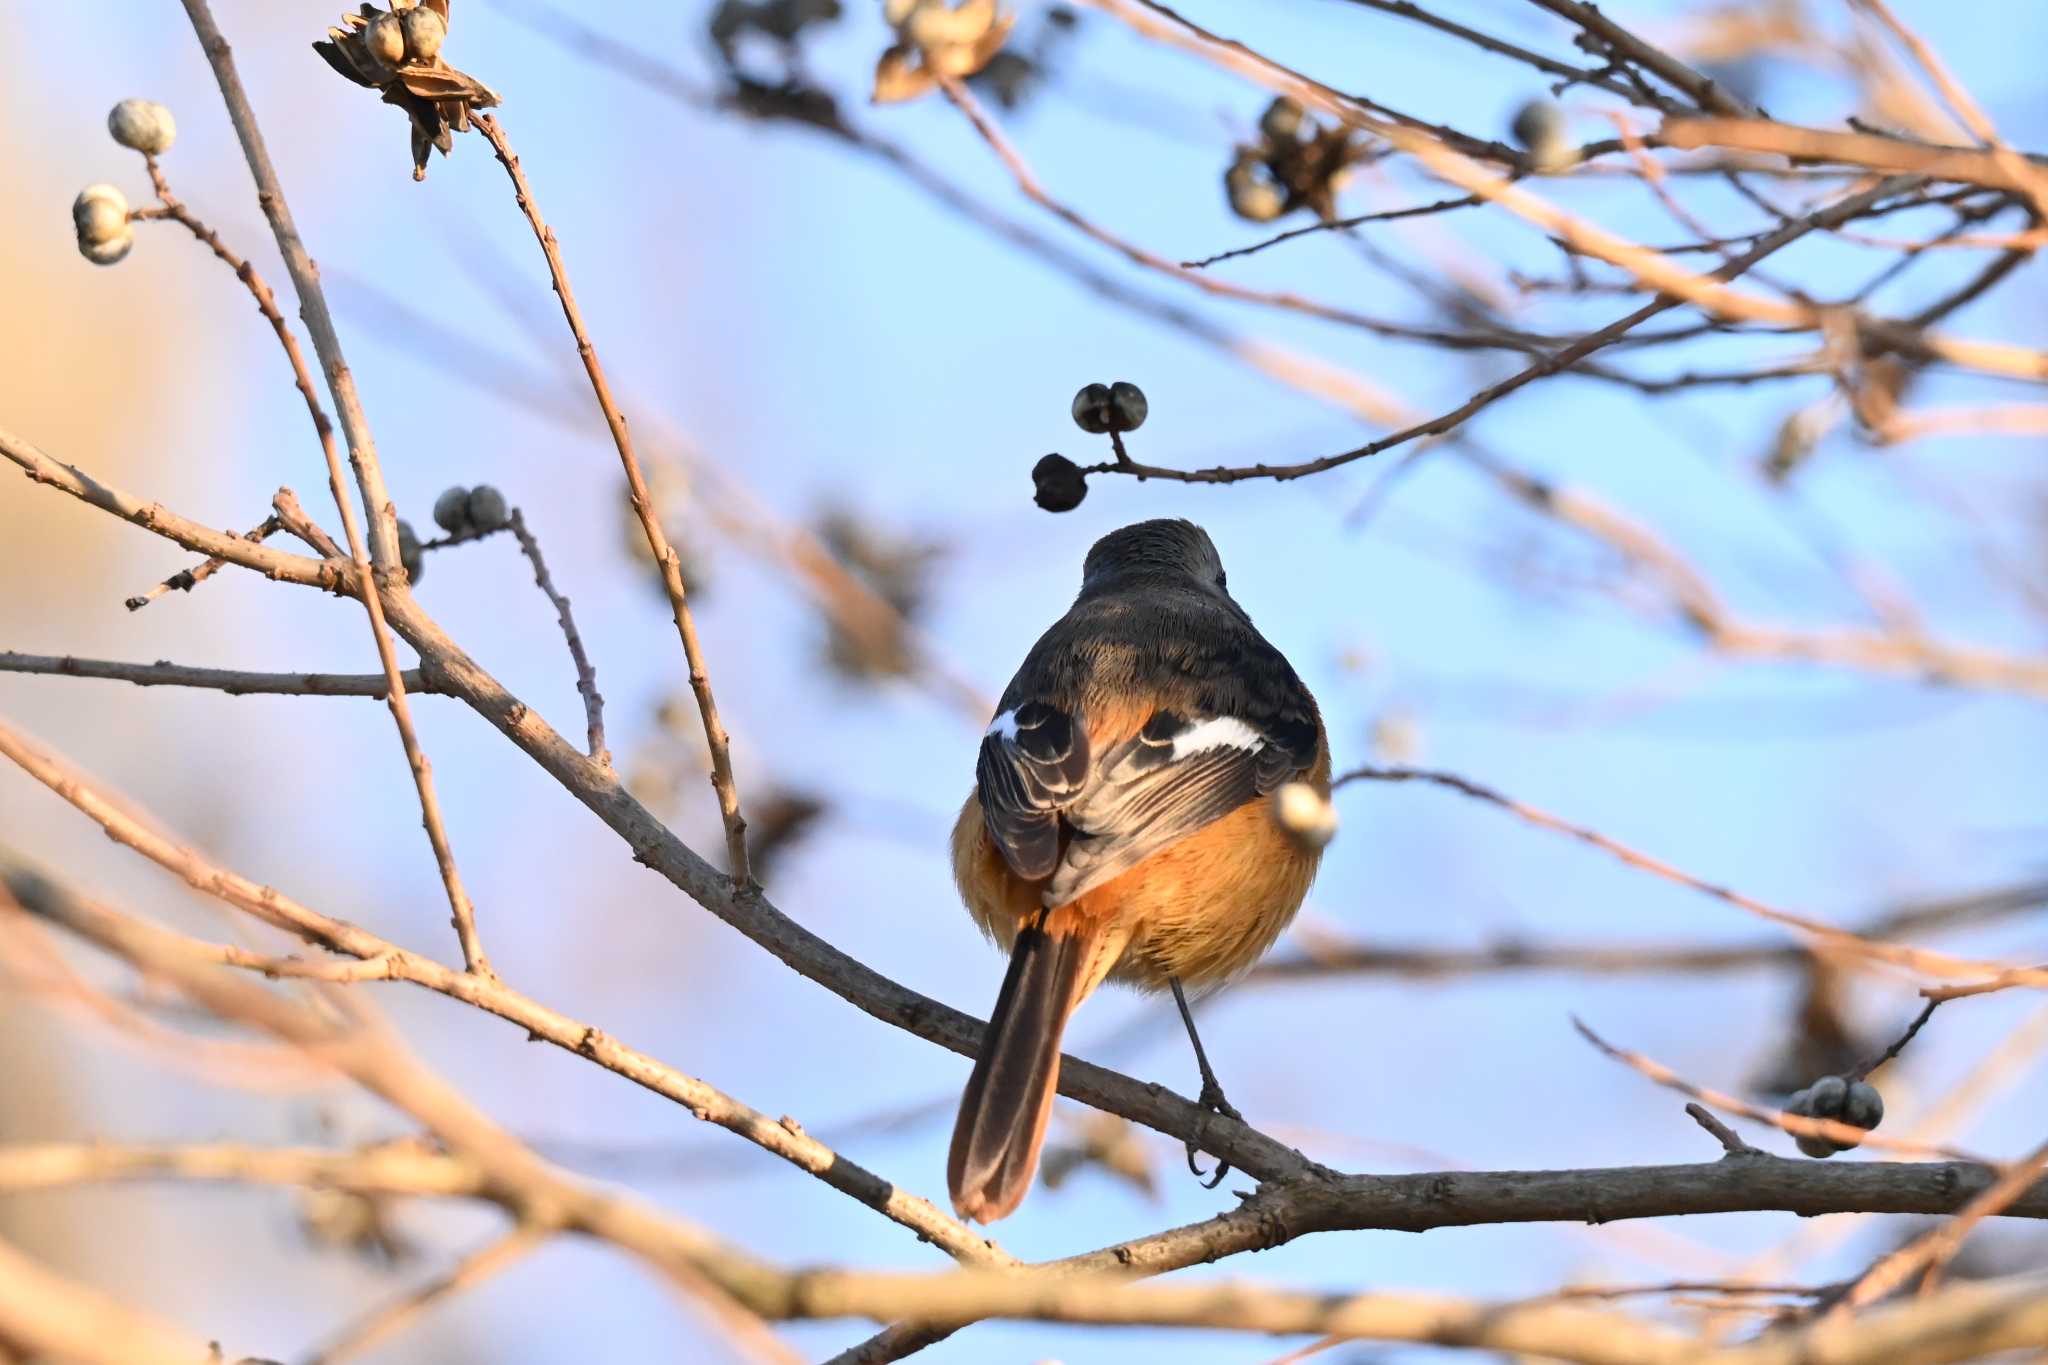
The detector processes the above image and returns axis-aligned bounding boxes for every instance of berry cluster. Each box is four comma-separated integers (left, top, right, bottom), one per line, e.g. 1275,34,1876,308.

1225,97,1363,223
433,485,511,538
1030,380,1151,513
1785,1074,1885,1157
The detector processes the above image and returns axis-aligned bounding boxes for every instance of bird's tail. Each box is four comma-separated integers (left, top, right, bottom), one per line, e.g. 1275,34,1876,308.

948,911,1115,1222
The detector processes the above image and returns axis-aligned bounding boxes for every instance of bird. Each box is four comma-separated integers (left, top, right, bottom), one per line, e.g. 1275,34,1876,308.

947,517,1329,1223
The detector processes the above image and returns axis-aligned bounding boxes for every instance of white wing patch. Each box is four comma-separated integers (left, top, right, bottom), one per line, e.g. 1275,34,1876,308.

987,709,1020,742
1168,715,1264,761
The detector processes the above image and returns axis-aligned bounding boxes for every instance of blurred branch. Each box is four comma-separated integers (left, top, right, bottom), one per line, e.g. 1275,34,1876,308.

301,1223,549,1365
1255,881,2048,982
0,727,1003,1268
1338,765,2048,989
1662,117,2048,197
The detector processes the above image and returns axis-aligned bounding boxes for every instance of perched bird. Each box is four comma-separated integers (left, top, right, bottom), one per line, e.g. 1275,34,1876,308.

948,518,1329,1222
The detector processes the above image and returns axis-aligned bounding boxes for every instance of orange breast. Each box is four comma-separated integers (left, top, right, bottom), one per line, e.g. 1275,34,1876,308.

950,741,1330,991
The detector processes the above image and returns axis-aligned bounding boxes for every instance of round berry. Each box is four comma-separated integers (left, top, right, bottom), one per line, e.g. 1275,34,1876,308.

432,486,472,534
73,184,129,243
1258,96,1304,144
1795,1133,1839,1159
1225,151,1286,222
1842,1081,1884,1132
1805,1074,1849,1117
1071,383,1113,434
1031,453,1087,513
107,99,177,156
79,232,134,266
465,484,508,532
396,519,425,584
1106,381,1148,432
1272,781,1338,850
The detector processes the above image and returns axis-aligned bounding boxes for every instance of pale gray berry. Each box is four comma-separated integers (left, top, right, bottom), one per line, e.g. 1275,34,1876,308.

80,233,134,266
401,5,447,62
432,486,472,533
108,99,177,156
1842,1081,1884,1132
1805,1074,1849,1117
73,184,129,243
465,484,508,531
1258,96,1304,144
1510,98,1574,173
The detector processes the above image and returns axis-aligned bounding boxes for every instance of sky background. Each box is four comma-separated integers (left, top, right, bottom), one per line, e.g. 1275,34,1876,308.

1,1,2045,1361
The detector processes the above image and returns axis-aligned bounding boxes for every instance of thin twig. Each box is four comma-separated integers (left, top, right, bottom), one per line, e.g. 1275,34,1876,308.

301,1223,549,1365
507,508,607,764
123,514,279,611
472,112,751,885
0,652,433,698
171,4,492,975
1573,1016,1986,1161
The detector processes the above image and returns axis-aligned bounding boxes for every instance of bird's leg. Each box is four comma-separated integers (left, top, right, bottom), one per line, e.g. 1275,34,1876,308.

1170,976,1242,1188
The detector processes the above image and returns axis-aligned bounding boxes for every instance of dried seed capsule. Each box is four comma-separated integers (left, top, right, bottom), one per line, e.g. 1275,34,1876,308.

400,5,447,62
465,484,508,531
1031,453,1087,512
1071,382,1114,434
364,11,407,68
1106,380,1148,432
432,486,472,534
107,99,177,155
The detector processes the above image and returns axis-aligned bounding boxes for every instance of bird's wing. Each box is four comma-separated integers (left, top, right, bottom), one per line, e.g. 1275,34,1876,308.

1042,706,1318,906
975,701,1092,882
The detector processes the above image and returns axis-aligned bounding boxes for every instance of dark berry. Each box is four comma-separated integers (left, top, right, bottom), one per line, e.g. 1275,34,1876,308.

1071,383,1113,434
1032,454,1087,512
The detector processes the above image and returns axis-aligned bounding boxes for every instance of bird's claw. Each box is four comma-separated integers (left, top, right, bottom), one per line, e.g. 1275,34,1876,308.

1184,1077,1244,1188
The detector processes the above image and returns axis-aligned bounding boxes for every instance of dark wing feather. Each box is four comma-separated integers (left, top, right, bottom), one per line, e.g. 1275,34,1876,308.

1045,709,1316,906
976,702,1089,880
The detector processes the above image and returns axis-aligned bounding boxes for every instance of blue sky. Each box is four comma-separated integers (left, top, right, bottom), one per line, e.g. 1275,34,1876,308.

2,1,2045,1361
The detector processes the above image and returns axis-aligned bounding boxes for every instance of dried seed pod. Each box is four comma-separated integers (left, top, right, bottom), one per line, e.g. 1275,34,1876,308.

107,98,177,155
432,486,472,534
364,11,407,68
465,484,508,532
1070,382,1113,434
400,5,446,61
1106,380,1148,432
1031,453,1087,512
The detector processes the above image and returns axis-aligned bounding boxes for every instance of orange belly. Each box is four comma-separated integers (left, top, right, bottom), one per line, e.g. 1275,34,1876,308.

950,747,1330,990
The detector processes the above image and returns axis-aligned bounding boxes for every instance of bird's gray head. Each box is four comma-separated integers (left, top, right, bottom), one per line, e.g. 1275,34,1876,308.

1080,518,1229,595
